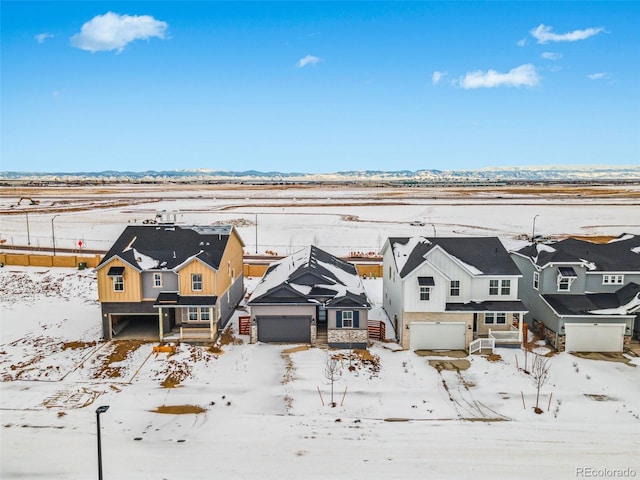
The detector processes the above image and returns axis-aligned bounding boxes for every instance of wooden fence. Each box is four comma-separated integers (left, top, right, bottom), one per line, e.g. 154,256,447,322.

0,253,103,269
367,320,386,341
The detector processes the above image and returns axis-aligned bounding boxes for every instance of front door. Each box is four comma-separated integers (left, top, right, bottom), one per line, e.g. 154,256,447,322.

317,305,327,325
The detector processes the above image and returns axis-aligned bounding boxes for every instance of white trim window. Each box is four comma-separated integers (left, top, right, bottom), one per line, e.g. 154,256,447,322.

533,271,540,291
557,275,575,292
501,280,511,295
342,311,353,328
485,312,507,325
153,273,162,288
450,280,460,297
113,275,124,292
187,307,211,322
603,274,624,285
191,273,203,292
419,286,431,301
489,280,499,296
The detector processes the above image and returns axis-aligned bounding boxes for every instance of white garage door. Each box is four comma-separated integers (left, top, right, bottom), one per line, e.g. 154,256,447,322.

410,322,466,351
564,323,625,353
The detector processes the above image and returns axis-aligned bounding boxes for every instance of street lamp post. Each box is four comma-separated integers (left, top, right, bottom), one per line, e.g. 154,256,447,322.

255,214,258,254
51,214,60,256
431,224,437,237
96,405,109,480
532,214,540,243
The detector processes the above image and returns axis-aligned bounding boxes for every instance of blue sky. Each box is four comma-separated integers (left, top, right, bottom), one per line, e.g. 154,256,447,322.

1,1,639,173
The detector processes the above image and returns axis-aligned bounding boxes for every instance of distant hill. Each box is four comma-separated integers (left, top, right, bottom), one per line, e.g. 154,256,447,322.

1,165,639,182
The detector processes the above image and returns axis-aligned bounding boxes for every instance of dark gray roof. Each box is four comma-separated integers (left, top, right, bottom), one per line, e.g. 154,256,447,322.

97,225,236,272
446,300,527,312
543,283,640,316
154,293,218,308
389,237,521,278
248,245,371,308
515,234,640,272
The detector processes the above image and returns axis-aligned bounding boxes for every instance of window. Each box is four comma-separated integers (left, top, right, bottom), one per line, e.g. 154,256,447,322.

153,273,162,288
533,271,540,290
485,313,507,325
603,274,624,285
419,286,431,301
342,311,353,328
489,280,499,295
450,280,460,296
558,277,571,291
501,280,511,295
113,275,124,292
191,273,203,291
187,307,210,322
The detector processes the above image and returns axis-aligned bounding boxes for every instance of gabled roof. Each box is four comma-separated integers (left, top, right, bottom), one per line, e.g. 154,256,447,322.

543,283,640,316
514,234,640,272
97,225,242,272
386,236,521,278
248,245,371,309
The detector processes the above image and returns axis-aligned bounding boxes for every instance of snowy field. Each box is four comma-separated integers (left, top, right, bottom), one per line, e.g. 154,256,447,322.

1,185,640,479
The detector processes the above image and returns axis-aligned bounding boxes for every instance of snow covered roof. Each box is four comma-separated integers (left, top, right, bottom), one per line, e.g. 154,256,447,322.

248,245,371,308
515,234,640,272
543,283,640,317
97,225,240,272
388,236,521,278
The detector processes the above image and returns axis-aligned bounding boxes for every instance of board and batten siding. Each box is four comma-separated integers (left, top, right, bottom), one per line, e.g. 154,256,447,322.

402,266,448,313
178,259,216,296
97,258,142,303
424,248,473,302
215,230,245,296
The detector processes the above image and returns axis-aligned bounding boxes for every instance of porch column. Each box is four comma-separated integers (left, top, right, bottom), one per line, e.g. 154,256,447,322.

518,312,523,344
209,306,215,340
158,307,164,340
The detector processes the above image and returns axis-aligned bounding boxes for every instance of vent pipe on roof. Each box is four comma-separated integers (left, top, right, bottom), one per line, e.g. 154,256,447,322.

173,251,176,259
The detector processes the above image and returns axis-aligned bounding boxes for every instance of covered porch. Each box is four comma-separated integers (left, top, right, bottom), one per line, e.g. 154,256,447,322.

154,292,219,343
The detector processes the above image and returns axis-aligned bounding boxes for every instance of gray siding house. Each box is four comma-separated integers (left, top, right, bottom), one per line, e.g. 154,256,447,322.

247,246,371,348
510,234,640,352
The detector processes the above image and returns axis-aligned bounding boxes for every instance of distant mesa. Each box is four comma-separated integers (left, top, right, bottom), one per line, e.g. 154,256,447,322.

0,166,639,183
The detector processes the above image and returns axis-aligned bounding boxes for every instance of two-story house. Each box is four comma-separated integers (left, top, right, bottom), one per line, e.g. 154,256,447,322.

382,236,526,351
248,245,371,348
96,223,245,342
510,234,640,352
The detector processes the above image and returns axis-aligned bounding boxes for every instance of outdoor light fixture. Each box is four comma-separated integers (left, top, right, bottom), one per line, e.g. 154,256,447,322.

96,405,110,480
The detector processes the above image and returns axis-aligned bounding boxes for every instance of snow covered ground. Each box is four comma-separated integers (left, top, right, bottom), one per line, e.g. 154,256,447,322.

1,267,639,479
1,186,640,479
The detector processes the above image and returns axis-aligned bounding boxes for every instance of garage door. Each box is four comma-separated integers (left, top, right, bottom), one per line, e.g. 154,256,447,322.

257,316,311,343
564,323,625,352
410,322,466,351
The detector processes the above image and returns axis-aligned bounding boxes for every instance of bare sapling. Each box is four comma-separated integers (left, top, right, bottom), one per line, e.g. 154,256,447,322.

531,354,551,414
324,355,341,407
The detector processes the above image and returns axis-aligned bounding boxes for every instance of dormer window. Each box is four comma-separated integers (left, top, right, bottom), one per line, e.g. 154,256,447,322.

191,273,203,292
557,267,577,292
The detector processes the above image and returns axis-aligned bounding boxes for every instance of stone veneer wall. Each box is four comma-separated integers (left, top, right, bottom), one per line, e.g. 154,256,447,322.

328,329,368,345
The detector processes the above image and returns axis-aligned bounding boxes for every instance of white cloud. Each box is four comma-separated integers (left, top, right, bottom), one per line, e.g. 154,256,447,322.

35,33,54,44
517,38,527,47
297,54,321,68
70,12,168,53
459,64,540,89
587,72,606,80
530,24,604,44
432,71,446,85
541,52,562,61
